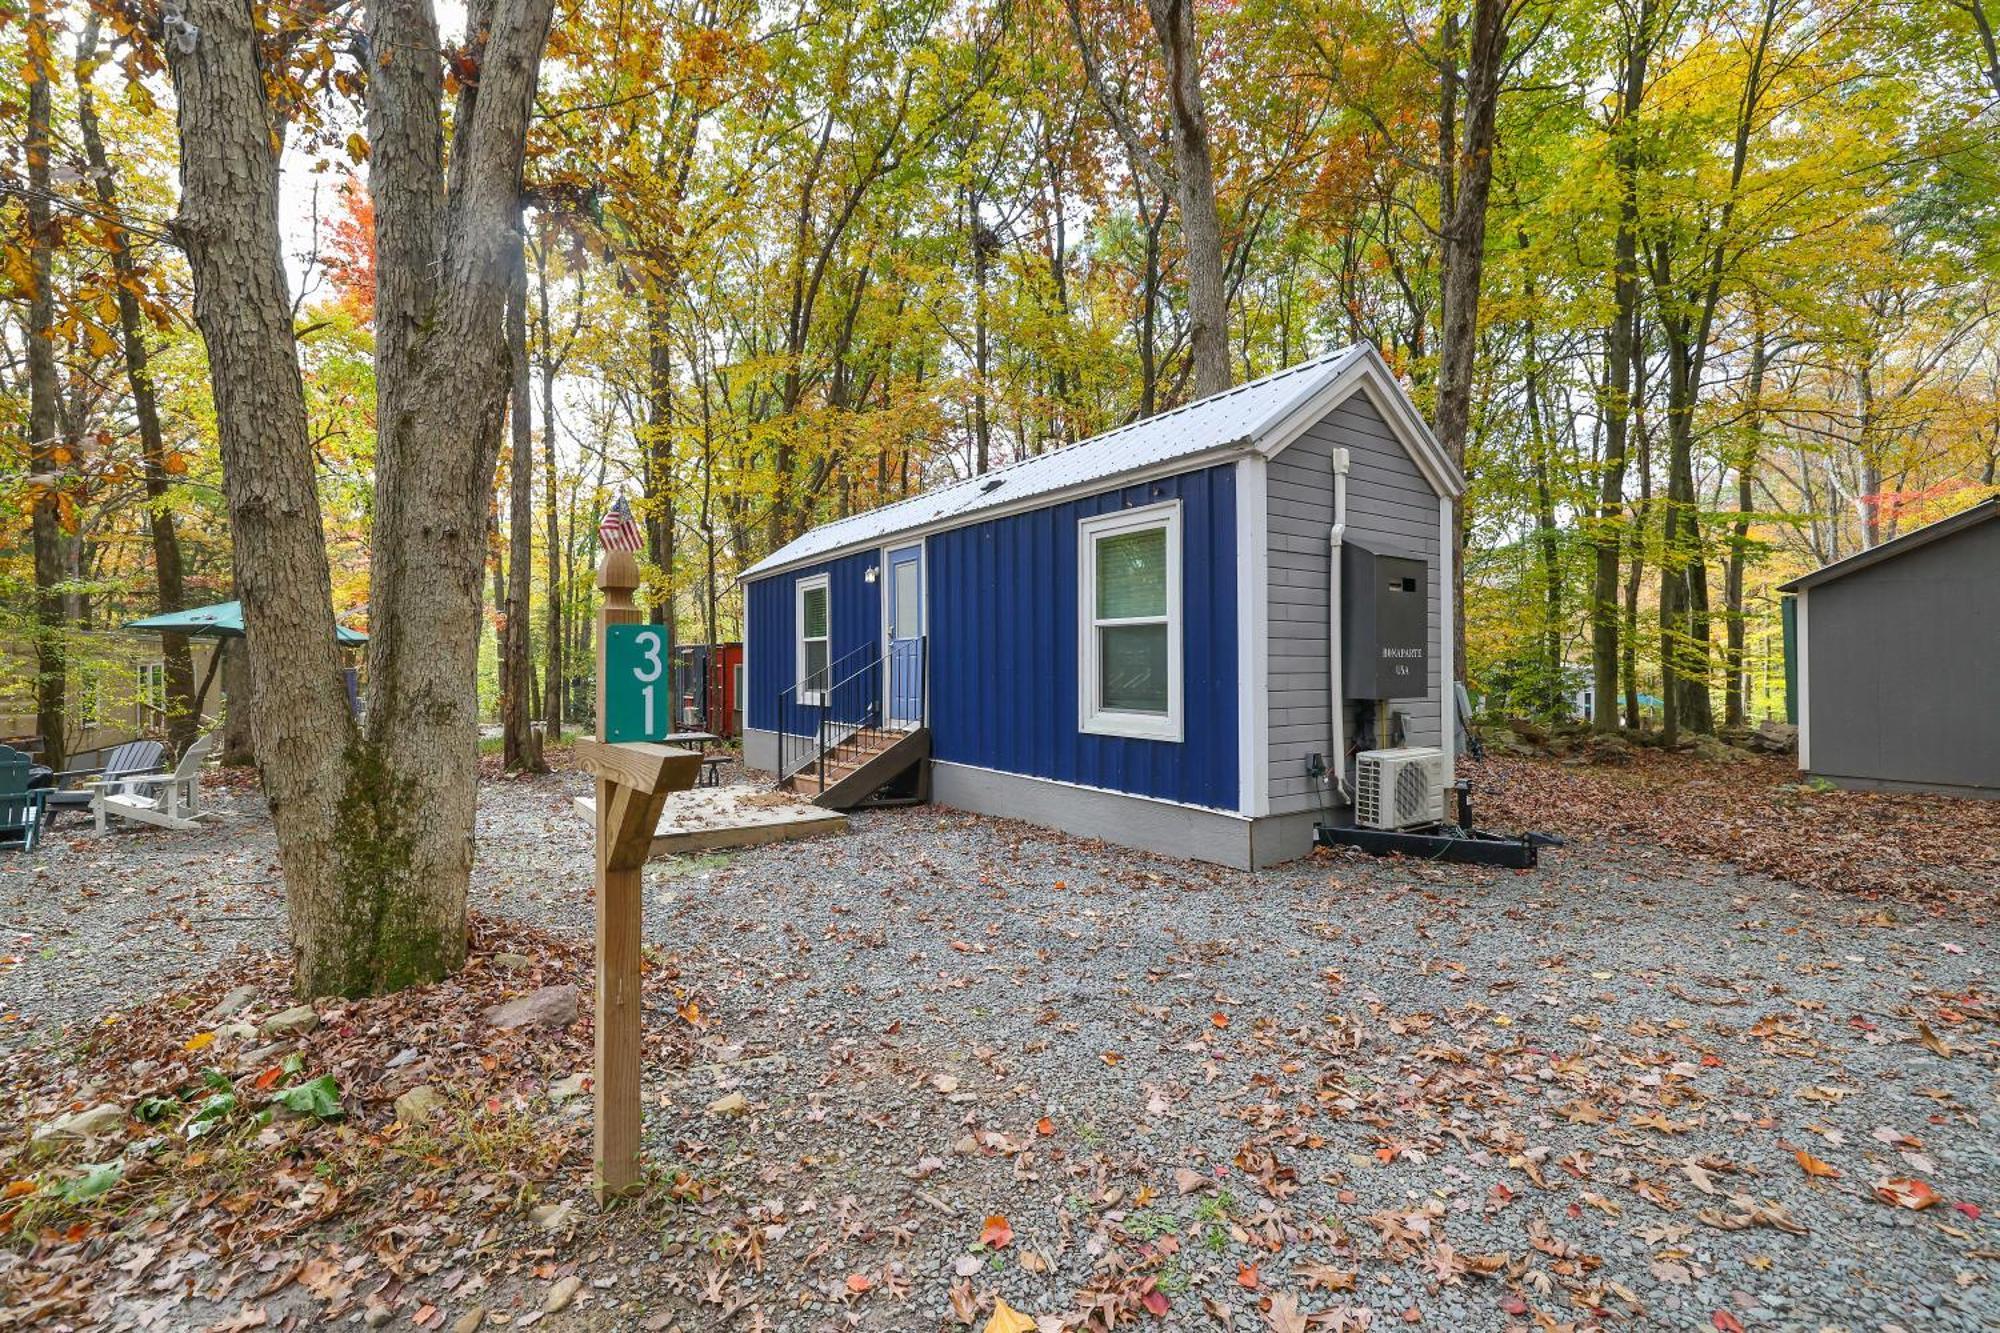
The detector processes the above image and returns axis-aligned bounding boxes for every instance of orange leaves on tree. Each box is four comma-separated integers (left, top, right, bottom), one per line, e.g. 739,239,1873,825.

322,177,376,318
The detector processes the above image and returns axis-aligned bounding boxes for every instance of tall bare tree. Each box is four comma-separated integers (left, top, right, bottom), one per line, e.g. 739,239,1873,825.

165,0,555,996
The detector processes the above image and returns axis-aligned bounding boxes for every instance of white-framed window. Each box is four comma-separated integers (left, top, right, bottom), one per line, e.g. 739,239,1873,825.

1078,501,1183,742
796,573,831,704
138,660,168,728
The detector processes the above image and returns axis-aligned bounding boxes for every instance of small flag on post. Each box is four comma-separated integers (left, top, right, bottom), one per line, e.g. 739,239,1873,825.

598,494,644,553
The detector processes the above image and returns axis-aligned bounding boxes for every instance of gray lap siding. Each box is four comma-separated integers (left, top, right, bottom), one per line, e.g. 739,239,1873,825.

1265,392,1443,817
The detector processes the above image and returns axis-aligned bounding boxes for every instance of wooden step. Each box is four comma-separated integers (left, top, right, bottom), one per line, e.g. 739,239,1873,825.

781,729,930,808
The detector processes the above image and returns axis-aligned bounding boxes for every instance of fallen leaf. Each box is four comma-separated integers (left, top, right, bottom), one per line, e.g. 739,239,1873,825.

845,1274,874,1294
1915,1021,1951,1059
1712,1313,1745,1333
1794,1149,1841,1179
1874,1178,1940,1210
1296,1262,1356,1292
1035,1116,1055,1136
980,1215,1013,1249
1236,1262,1260,1289
184,1032,216,1052
983,1297,1036,1333
1263,1293,1306,1333
1211,1012,1230,1029
1952,1201,1981,1220
1141,1288,1169,1317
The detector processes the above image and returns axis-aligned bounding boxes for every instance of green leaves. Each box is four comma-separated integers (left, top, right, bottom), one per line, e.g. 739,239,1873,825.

274,1075,345,1121
184,1091,239,1139
56,1160,125,1203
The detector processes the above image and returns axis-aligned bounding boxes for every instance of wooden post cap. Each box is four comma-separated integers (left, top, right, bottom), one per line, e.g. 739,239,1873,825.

598,548,640,594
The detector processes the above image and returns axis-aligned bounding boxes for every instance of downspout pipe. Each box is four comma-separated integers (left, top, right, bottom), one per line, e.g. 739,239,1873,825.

1328,447,1352,804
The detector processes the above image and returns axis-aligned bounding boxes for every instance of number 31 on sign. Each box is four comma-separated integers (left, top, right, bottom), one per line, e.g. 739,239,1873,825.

603,625,671,742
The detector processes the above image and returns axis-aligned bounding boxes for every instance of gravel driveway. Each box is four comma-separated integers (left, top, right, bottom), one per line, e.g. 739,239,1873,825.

4,768,1994,1331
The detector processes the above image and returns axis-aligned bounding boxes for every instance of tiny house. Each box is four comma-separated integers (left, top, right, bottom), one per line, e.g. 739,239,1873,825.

669,641,744,739
740,345,1465,868
1780,496,1998,799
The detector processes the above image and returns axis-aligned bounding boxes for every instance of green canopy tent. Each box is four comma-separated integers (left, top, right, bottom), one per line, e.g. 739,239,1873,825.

125,600,368,748
126,599,369,647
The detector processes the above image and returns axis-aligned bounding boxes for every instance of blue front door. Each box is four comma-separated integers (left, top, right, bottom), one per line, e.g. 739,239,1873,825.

885,545,924,728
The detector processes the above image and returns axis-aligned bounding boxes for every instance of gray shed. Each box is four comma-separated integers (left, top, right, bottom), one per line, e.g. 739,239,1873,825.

1779,497,1998,799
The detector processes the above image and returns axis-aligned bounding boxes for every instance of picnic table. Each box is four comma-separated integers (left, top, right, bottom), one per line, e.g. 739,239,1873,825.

662,732,727,786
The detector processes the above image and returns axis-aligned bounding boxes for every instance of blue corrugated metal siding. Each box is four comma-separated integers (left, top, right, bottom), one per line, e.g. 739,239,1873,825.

746,549,881,735
927,466,1238,811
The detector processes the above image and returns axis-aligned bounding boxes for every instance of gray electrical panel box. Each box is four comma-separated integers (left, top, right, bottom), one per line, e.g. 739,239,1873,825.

1341,540,1429,699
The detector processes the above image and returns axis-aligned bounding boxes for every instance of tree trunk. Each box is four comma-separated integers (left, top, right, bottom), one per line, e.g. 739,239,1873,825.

167,0,554,998
26,0,66,771
219,639,256,765
1433,0,1521,688
1623,332,1652,731
643,290,677,635
501,229,544,771
1519,292,1562,719
1590,2,1649,732
1724,318,1765,728
1146,0,1230,398
534,239,564,733
76,19,196,753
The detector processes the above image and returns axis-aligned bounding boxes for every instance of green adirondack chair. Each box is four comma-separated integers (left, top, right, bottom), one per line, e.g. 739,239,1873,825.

1,744,49,852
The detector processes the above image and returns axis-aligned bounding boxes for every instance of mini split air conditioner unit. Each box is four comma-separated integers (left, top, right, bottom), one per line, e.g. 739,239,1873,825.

1354,746,1448,830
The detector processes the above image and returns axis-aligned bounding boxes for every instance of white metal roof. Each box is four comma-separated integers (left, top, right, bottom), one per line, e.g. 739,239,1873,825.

741,342,1459,581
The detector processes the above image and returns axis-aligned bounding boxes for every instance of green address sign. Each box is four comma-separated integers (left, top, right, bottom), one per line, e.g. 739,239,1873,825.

603,624,671,742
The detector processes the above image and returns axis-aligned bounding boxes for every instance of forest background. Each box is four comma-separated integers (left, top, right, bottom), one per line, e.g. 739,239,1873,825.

6,0,1999,763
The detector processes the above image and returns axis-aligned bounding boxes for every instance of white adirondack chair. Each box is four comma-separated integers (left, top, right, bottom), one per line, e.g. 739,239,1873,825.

94,732,218,832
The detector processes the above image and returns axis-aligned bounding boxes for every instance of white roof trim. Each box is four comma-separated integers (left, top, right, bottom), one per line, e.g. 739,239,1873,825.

741,343,1462,582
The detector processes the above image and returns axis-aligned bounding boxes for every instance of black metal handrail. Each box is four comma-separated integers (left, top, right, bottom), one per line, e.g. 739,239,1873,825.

776,636,926,788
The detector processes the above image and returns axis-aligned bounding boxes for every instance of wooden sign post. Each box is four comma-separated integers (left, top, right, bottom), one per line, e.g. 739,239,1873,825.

577,548,699,1202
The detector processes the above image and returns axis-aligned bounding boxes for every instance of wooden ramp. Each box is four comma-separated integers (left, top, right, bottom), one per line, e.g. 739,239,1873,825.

573,783,847,858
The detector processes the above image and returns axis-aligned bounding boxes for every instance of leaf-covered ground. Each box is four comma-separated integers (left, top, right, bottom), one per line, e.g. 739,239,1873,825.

1472,750,2000,913
2,754,1994,1332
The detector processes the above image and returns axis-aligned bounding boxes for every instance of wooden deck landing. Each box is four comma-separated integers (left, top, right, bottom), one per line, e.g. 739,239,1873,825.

573,783,848,858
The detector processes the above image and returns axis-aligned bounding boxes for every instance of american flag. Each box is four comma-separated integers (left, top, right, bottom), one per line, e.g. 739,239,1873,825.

598,495,644,553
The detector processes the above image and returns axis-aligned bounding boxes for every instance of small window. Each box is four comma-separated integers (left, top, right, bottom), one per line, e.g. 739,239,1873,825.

138,661,167,728
797,574,831,703
1078,503,1182,742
